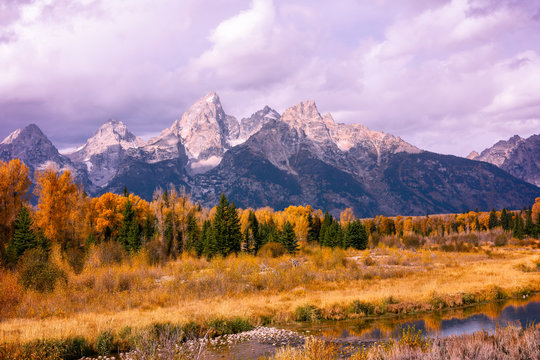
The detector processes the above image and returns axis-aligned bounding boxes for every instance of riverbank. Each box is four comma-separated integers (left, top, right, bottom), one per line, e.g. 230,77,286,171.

1,246,539,358
264,323,540,360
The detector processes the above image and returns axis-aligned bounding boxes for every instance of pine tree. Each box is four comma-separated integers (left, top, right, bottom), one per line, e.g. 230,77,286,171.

163,211,175,256
213,194,242,256
500,208,511,231
307,213,321,242
344,220,368,250
488,209,499,229
225,202,242,255
259,220,279,246
185,213,200,254
280,221,298,254
513,213,525,239
143,215,155,242
7,206,37,263
243,211,260,254
201,220,217,258
118,200,141,252
319,212,333,245
525,208,535,236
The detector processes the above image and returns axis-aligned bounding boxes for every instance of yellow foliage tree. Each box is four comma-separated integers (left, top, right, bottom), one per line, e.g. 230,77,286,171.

34,168,80,247
0,159,31,254
339,208,355,227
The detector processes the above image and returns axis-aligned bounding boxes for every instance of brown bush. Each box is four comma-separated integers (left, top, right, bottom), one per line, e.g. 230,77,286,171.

258,242,287,258
0,270,23,319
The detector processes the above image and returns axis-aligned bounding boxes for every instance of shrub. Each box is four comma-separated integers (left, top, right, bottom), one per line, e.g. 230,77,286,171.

20,336,91,360
398,325,432,351
95,330,114,355
294,304,321,321
349,300,375,316
402,234,423,248
258,242,286,258
65,246,86,274
0,270,23,319
207,317,253,337
17,248,66,293
494,233,508,247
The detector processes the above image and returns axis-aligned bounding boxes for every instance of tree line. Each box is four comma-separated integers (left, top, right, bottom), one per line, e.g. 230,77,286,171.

0,159,538,268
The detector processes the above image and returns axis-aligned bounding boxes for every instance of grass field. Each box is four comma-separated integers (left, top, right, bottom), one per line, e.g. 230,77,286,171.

1,242,539,346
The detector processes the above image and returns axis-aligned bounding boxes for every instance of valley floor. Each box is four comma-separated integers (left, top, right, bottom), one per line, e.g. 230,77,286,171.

1,245,539,346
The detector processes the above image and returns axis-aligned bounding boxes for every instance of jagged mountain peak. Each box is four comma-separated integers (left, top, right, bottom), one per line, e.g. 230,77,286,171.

467,151,480,160
178,92,238,162
69,119,145,159
0,123,84,183
238,106,281,141
1,124,48,145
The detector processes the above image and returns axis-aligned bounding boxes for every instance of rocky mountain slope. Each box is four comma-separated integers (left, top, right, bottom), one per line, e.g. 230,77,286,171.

193,101,538,216
0,124,92,190
468,134,540,187
2,93,538,215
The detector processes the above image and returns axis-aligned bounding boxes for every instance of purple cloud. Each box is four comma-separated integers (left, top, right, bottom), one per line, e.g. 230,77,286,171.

0,0,539,157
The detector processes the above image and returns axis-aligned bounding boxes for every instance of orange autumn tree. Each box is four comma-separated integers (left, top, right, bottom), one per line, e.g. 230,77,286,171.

0,159,31,255
34,168,80,248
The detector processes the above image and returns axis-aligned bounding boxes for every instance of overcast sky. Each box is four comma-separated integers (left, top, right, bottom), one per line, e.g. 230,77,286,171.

1,0,540,156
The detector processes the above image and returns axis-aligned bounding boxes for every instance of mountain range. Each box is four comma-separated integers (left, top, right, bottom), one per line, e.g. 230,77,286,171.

1,92,538,216
468,134,540,188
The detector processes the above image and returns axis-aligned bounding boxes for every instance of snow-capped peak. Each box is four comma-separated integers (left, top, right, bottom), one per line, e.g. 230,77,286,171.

69,119,145,158
1,128,21,145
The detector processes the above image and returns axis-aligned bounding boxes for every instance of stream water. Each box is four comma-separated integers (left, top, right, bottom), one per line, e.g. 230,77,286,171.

284,293,540,341
207,294,540,359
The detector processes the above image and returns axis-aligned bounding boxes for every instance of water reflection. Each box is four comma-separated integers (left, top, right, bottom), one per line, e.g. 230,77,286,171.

285,294,540,341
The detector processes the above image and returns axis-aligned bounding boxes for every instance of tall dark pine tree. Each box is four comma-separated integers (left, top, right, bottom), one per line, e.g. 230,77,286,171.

280,221,298,254
185,213,200,254
318,212,333,245
6,206,36,264
513,213,525,239
344,220,368,250
488,209,499,229
525,208,536,236
500,208,512,231
118,200,141,252
213,194,242,256
243,211,260,254
201,220,217,258
307,213,321,243
225,202,242,255
259,220,279,246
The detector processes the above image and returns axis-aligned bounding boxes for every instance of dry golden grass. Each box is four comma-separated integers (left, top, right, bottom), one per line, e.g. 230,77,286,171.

1,244,539,345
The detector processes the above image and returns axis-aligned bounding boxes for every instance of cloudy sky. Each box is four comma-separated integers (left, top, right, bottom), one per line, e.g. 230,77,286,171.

1,0,539,156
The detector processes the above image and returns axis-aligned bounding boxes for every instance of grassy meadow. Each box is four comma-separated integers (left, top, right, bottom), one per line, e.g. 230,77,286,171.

1,233,539,350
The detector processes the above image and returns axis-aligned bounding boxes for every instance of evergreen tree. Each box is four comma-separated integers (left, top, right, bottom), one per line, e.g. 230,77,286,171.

280,221,298,254
185,213,200,254
307,213,321,243
118,200,141,252
319,212,333,245
323,221,343,248
213,194,242,256
259,220,279,246
344,220,368,250
513,213,525,239
6,207,37,264
143,215,155,242
243,211,260,254
536,211,540,237
500,208,511,231
525,208,535,236
474,217,481,232
488,209,499,229
225,202,242,254
201,220,217,258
